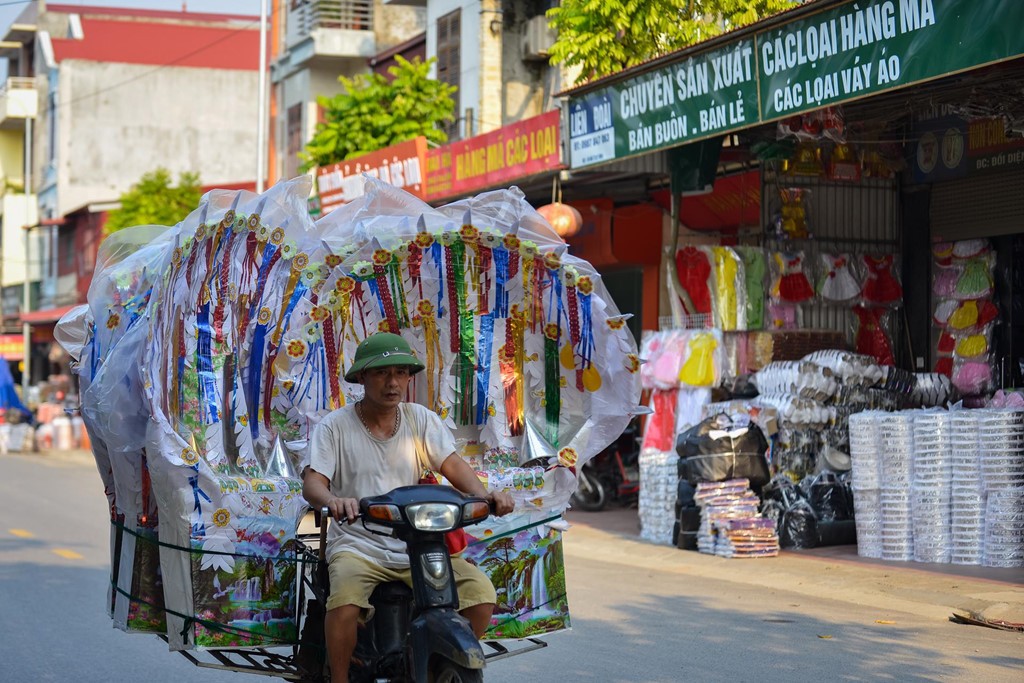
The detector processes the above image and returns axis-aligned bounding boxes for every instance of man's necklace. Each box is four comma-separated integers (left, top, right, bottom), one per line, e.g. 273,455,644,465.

356,401,400,439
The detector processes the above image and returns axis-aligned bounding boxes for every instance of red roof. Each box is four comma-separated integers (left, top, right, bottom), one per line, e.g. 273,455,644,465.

51,17,261,71
48,4,257,23
20,304,79,325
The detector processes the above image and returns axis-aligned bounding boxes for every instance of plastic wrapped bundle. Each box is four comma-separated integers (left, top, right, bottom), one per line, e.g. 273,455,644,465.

638,450,679,546
880,488,914,561
879,412,915,489
950,410,985,565
752,360,838,401
802,350,885,388
849,411,883,558
983,487,1024,568
879,411,915,560
848,411,883,491
910,373,955,408
852,489,883,558
695,479,774,557
911,410,953,563
978,409,1024,491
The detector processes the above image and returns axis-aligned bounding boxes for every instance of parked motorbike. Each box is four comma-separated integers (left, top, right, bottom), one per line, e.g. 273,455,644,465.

570,424,640,512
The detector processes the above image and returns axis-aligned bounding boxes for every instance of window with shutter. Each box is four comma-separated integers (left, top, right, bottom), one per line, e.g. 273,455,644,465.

436,9,461,141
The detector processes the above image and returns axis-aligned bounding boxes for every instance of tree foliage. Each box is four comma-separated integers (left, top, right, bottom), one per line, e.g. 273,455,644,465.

104,168,202,234
300,56,456,171
547,0,800,84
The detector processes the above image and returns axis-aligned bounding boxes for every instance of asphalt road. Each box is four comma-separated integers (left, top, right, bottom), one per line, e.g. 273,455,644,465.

2,450,1021,682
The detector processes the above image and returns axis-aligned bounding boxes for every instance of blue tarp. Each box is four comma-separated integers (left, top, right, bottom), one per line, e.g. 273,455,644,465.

0,357,32,421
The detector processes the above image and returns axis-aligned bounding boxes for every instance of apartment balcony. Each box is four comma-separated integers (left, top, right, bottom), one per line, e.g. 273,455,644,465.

283,0,375,62
0,77,37,130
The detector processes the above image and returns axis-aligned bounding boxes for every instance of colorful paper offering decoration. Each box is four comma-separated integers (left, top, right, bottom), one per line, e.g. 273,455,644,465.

63,175,641,650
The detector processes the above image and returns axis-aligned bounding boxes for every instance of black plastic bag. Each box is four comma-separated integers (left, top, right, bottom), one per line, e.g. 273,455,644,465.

806,471,854,522
675,414,771,492
778,499,819,549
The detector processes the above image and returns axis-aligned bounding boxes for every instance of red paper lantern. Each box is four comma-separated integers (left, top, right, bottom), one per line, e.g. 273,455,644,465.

537,202,582,238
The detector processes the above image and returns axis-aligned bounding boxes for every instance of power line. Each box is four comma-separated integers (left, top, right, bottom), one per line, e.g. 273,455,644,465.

55,19,263,110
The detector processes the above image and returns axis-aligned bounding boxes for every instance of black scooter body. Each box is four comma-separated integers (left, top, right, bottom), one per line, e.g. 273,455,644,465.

346,485,489,683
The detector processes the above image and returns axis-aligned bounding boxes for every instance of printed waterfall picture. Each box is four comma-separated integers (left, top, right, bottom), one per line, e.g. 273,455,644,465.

464,524,569,639
188,512,301,648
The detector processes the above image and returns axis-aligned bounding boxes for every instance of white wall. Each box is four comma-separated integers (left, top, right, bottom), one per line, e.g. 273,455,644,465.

54,60,260,216
426,0,480,136
1,192,41,287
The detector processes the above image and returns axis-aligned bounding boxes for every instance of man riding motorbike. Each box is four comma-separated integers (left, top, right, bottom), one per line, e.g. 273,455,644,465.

302,333,515,683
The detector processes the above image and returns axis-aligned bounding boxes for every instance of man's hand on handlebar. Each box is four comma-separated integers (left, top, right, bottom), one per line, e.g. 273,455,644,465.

327,496,360,523
486,490,515,516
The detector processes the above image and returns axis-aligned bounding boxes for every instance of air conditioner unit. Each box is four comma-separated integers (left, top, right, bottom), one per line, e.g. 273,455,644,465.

522,15,555,61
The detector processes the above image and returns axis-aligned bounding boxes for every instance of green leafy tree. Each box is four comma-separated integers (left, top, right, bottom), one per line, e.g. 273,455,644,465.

104,168,202,234
548,0,800,83
300,56,456,171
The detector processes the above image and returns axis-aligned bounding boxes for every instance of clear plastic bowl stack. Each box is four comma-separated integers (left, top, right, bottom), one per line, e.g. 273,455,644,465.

911,410,953,563
879,412,916,561
849,411,883,558
950,410,985,565
978,409,1024,568
983,486,1024,568
978,409,1024,492
638,450,680,546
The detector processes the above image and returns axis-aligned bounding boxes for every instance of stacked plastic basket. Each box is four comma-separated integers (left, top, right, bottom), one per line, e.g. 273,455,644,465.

950,410,985,565
979,409,1024,568
848,411,883,559
878,412,916,561
911,411,953,563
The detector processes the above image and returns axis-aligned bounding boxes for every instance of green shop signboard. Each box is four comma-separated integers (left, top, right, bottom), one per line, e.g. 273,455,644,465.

568,40,758,168
568,0,1024,168
758,0,1024,120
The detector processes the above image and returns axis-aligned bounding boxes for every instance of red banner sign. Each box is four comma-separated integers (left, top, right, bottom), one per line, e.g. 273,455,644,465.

316,137,428,214
425,110,563,201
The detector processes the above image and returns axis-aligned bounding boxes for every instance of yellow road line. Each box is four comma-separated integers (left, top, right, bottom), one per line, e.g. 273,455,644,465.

52,549,84,560
8,529,33,538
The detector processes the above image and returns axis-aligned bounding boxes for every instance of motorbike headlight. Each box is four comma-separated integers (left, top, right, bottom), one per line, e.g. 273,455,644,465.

406,503,460,532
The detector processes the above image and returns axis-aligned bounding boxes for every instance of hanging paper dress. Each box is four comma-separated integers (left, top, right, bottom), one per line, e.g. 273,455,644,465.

948,299,999,331
817,253,860,303
954,258,992,299
738,247,766,330
853,306,894,366
711,247,743,331
678,332,718,387
771,252,815,304
861,254,902,305
932,264,961,298
675,246,712,315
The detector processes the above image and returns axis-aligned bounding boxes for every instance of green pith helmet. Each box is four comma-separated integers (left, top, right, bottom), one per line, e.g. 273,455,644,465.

344,332,425,384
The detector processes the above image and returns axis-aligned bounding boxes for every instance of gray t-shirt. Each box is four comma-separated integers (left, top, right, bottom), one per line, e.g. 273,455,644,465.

308,402,454,567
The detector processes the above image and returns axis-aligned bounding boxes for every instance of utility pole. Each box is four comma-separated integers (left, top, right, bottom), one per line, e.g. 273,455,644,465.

256,0,269,193
22,115,32,397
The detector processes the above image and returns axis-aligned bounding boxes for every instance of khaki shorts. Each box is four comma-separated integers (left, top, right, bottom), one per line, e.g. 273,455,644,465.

326,552,497,613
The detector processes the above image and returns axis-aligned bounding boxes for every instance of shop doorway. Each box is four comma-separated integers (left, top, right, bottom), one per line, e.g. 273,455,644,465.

600,267,643,344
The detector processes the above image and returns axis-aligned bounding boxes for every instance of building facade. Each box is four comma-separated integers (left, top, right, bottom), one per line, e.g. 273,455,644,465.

0,2,264,386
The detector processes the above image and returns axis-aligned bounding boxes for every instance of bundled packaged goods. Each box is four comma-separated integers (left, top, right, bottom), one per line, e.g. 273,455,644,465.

695,479,779,558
